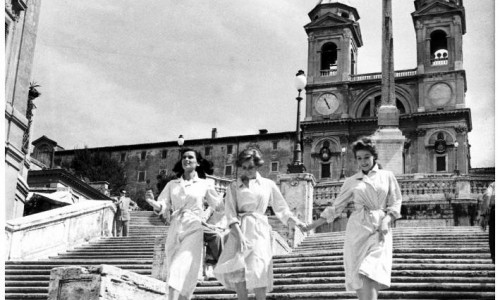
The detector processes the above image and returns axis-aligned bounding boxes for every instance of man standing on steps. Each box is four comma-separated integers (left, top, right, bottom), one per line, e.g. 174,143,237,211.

478,182,495,263
114,189,138,237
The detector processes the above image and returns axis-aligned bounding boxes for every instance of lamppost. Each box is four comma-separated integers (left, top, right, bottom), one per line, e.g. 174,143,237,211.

177,135,185,159
454,141,459,175
287,70,307,174
339,147,346,180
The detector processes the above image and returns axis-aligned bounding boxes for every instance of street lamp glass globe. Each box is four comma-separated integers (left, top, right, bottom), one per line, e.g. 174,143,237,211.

178,135,185,146
454,141,459,148
294,70,307,92
341,147,346,153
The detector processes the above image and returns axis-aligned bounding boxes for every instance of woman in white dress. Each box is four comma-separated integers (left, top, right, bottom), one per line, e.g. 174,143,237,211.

145,148,222,300
306,137,402,300
214,149,306,300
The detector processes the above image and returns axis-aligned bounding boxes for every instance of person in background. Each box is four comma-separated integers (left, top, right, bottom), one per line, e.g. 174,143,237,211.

114,189,137,237
145,148,223,300
477,182,495,263
214,149,306,300
306,137,402,300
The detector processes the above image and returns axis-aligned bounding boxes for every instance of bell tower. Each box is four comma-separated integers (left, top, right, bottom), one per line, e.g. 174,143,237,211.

303,0,363,122
412,0,467,111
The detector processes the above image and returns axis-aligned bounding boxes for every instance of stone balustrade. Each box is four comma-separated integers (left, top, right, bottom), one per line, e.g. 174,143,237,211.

206,174,232,194
5,200,116,261
350,68,417,82
314,174,493,206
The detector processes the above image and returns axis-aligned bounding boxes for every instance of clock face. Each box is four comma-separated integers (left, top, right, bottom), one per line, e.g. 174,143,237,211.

314,93,340,116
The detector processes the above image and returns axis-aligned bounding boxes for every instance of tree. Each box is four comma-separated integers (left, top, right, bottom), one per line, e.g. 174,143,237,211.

67,147,127,196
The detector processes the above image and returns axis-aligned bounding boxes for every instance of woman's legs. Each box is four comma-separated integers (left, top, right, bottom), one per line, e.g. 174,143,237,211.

235,282,249,300
355,275,379,300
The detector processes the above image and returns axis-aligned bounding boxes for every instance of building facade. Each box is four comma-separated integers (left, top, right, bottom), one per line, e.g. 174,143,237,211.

5,0,42,220
301,0,470,182
45,129,296,201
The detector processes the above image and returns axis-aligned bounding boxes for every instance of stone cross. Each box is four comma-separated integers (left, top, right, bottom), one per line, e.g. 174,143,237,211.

378,0,399,127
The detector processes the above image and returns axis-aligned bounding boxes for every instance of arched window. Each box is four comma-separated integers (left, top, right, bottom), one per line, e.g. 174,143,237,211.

360,96,407,117
320,43,338,76
430,30,448,65
340,11,349,19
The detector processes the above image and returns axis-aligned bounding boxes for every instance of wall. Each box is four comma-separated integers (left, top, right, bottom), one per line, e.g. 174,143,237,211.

5,0,42,220
5,201,116,260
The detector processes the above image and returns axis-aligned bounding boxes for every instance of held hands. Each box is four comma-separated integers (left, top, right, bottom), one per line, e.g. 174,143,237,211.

288,218,308,233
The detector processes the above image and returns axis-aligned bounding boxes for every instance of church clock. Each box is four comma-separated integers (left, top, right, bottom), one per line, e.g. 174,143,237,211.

314,93,340,116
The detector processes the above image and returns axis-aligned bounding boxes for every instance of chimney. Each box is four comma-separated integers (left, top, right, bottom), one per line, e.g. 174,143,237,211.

259,129,268,135
211,128,217,139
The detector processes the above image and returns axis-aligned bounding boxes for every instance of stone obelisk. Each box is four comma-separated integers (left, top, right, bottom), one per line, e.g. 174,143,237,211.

372,0,405,174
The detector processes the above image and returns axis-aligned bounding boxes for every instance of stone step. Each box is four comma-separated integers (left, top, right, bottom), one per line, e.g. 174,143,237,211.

190,291,495,299
193,282,495,294
5,269,151,276
273,270,494,279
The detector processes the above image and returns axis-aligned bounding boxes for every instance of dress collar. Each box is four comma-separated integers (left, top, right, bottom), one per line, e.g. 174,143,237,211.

173,172,200,184
237,172,263,187
354,164,380,179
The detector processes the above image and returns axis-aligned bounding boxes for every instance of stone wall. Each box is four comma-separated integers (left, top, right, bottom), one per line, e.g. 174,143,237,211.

5,200,116,260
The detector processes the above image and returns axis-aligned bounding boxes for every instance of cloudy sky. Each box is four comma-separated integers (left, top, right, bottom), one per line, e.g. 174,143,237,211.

30,0,494,167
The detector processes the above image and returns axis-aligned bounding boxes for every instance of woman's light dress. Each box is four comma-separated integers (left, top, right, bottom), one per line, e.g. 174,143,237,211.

155,174,221,298
320,165,402,291
214,172,298,293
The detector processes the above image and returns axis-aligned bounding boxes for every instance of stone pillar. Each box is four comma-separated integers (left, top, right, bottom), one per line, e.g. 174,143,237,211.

151,235,168,281
47,265,166,300
277,173,316,224
372,129,405,175
372,0,405,175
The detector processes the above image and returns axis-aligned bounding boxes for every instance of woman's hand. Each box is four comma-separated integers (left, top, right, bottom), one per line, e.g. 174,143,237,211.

379,215,392,235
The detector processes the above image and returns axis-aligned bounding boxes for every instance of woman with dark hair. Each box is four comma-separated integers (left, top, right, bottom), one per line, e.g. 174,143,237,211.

306,137,402,300
145,148,222,300
214,149,306,300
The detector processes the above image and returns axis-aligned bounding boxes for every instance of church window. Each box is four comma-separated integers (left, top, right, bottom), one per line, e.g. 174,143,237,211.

430,30,448,65
137,171,146,182
320,43,338,76
321,163,331,179
227,145,233,155
350,50,356,75
436,155,447,172
271,161,279,172
161,150,168,159
205,147,211,156
341,11,349,19
120,153,126,162
272,141,278,150
140,151,146,160
225,165,233,176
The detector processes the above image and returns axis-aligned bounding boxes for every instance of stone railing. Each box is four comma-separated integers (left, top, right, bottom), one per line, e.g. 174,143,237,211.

320,69,338,77
5,200,116,261
206,174,232,194
313,174,494,206
314,182,343,206
350,68,417,82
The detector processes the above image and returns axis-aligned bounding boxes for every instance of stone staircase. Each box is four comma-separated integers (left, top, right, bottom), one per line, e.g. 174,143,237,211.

5,211,495,299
